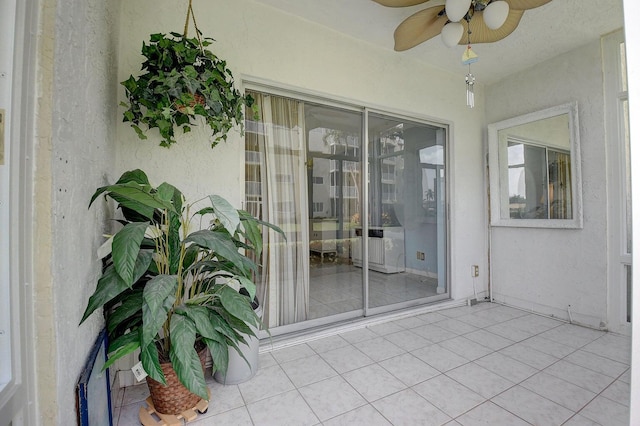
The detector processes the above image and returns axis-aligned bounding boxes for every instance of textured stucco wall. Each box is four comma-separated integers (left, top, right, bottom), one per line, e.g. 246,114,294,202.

485,41,609,327
116,0,489,303
38,0,120,422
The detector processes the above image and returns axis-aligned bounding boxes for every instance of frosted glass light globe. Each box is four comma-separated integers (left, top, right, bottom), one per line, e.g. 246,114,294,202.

445,0,472,23
483,1,509,30
441,22,464,47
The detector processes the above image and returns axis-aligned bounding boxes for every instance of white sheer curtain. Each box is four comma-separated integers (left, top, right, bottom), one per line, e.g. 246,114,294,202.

246,91,309,327
549,151,572,219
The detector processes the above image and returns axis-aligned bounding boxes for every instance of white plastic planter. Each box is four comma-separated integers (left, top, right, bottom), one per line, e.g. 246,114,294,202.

213,305,262,385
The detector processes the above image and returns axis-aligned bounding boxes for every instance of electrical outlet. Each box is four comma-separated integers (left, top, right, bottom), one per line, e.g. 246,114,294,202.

472,265,479,277
420,252,425,260
417,251,425,260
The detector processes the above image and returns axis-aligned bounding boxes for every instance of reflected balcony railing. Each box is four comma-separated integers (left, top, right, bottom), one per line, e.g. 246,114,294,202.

329,161,360,173
381,173,396,183
245,181,262,196
245,150,263,164
329,186,358,198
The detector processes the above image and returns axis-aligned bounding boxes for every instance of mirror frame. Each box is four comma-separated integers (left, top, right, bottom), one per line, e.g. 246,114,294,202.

488,102,583,229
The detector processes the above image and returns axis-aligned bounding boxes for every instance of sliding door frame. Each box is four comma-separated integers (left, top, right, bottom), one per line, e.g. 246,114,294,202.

244,78,451,336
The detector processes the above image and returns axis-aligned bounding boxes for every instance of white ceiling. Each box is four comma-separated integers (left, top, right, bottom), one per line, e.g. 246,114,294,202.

253,0,624,85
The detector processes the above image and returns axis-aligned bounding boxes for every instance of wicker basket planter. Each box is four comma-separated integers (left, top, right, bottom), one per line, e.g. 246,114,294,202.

174,93,205,114
145,348,208,415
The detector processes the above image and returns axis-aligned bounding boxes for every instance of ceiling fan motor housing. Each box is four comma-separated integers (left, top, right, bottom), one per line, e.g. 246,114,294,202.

380,0,554,51
473,0,491,12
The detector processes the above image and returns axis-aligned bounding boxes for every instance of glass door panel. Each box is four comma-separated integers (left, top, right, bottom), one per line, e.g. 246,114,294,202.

306,103,363,320
366,113,448,310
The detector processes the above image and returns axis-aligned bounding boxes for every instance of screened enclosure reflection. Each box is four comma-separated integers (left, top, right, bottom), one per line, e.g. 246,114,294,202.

506,139,572,219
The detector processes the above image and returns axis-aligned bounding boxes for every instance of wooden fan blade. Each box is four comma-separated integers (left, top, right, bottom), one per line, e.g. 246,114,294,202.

505,0,553,11
461,8,524,44
394,6,448,51
372,0,432,7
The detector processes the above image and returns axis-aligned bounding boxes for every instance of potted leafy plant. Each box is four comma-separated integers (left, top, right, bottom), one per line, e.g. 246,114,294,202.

80,169,280,415
120,4,253,148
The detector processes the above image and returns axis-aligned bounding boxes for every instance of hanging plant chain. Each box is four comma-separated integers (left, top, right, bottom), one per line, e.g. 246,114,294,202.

183,0,204,54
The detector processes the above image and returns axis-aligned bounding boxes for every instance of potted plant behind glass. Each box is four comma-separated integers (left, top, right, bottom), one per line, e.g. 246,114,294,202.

79,169,281,415
120,0,253,148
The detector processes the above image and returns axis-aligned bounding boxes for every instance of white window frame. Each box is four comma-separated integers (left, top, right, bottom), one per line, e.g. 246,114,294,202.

603,29,631,334
488,102,583,229
0,0,37,423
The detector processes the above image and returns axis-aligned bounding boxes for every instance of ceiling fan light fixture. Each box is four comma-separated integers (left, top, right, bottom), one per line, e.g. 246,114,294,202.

445,0,472,22
441,22,464,47
483,0,510,29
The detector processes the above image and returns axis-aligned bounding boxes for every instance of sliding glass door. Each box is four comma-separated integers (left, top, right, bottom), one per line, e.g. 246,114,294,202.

365,113,447,312
305,103,364,320
245,89,448,333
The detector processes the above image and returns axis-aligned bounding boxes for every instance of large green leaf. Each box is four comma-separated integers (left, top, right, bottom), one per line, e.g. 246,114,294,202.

141,275,178,349
80,265,129,324
155,182,179,204
204,338,229,376
238,209,286,239
112,222,149,285
186,259,247,279
140,341,165,384
214,306,254,340
102,182,175,218
208,308,242,341
209,195,240,235
109,192,156,220
181,305,219,341
218,285,259,326
184,230,246,267
167,212,182,275
106,290,143,334
104,332,140,369
116,169,150,185
169,314,208,400
89,170,150,208
238,213,262,259
155,182,184,274
108,314,142,341
237,276,257,301
181,244,200,271
132,249,154,283
89,185,111,209
185,259,228,275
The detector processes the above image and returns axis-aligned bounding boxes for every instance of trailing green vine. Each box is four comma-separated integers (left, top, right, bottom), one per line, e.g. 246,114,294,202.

120,29,253,148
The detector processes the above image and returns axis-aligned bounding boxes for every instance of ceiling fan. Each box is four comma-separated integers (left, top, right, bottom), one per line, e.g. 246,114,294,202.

373,0,553,51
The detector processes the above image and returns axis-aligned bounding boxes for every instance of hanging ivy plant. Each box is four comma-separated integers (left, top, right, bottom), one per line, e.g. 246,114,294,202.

120,24,253,148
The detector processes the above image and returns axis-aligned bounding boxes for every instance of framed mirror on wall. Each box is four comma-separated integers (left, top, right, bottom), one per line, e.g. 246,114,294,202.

488,102,583,228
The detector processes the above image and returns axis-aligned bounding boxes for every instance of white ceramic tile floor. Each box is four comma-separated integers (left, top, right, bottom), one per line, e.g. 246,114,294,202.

114,303,631,425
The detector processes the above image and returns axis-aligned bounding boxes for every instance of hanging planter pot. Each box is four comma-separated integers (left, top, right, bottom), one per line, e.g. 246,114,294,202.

120,0,254,148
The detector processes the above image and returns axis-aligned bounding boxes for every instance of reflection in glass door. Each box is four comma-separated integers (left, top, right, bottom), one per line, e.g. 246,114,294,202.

245,89,448,333
306,104,364,320
364,113,448,311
